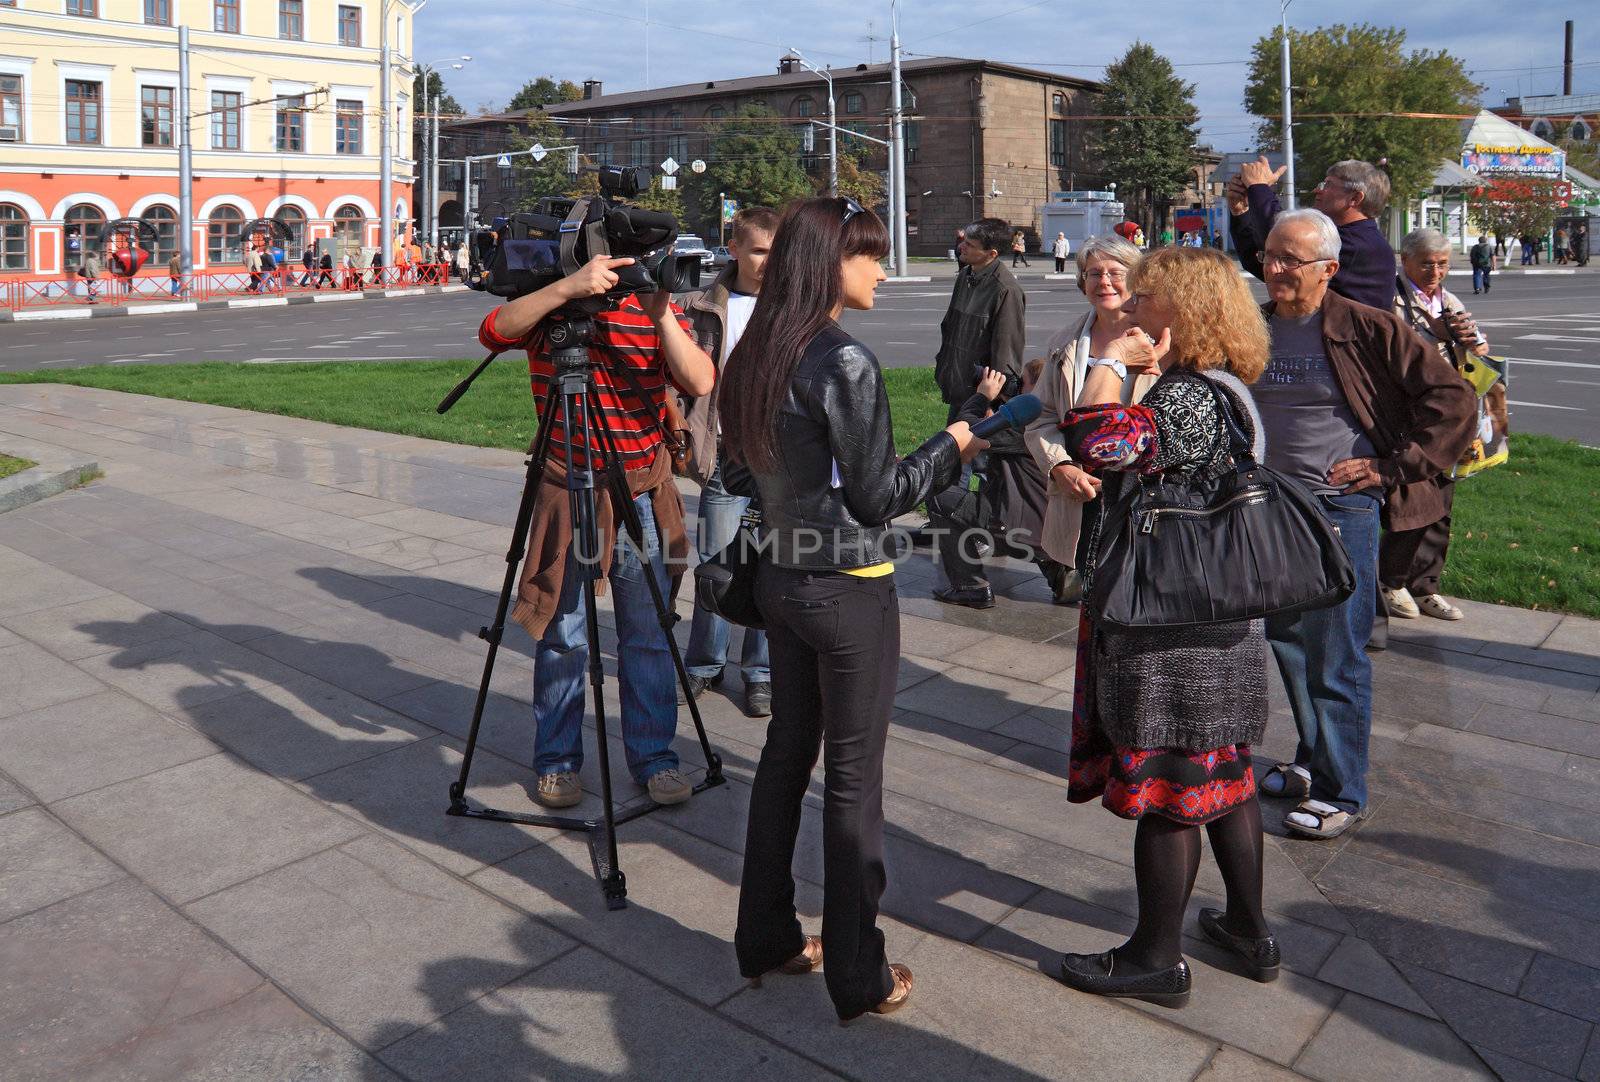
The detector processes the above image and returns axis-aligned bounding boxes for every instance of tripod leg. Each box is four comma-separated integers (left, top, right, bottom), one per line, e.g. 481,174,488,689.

449,384,560,814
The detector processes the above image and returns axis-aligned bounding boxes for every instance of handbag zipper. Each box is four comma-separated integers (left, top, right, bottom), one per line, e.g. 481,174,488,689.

1140,488,1271,534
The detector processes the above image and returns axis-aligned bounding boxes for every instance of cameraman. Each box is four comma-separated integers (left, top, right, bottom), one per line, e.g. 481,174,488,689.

677,206,779,718
478,255,716,809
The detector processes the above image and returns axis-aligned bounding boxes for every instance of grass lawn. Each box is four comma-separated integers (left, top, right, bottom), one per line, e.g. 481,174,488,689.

0,453,37,481
3,361,1595,618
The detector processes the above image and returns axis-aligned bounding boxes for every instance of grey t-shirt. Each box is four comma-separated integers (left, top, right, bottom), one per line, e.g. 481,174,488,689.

1255,311,1376,494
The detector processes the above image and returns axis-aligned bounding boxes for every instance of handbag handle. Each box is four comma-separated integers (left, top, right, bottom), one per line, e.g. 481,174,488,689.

1201,376,1256,465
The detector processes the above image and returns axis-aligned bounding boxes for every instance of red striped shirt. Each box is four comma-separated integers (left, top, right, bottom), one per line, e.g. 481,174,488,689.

478,296,697,471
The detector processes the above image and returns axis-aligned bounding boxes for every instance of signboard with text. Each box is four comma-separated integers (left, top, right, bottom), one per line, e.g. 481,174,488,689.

1462,143,1565,178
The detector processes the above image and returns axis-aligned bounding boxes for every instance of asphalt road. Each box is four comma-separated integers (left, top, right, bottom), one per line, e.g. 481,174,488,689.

2,268,1596,443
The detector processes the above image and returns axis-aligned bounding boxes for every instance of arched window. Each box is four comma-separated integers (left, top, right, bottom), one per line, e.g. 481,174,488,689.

1530,118,1553,139
273,205,306,251
141,205,178,263
64,202,106,265
706,105,726,120
1052,92,1066,115
206,204,244,264
332,203,365,247
793,95,815,118
1571,118,1592,142
667,109,683,130
0,203,27,271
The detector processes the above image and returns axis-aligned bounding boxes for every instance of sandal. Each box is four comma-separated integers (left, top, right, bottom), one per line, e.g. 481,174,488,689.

1260,763,1310,800
748,934,822,988
1285,799,1367,840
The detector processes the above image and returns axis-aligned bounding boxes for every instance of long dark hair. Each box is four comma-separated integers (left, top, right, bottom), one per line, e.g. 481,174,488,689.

719,197,890,472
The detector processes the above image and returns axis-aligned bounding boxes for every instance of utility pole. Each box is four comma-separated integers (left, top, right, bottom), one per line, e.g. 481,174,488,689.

430,92,441,250
380,4,394,263
827,72,838,198
1280,1,1297,209
178,24,193,277
889,0,908,275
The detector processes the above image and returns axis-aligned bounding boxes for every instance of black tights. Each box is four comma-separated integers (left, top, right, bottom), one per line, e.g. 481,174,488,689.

1116,798,1268,971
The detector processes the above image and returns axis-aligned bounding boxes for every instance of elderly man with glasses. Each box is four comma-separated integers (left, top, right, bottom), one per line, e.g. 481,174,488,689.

1250,210,1475,840
1228,157,1399,311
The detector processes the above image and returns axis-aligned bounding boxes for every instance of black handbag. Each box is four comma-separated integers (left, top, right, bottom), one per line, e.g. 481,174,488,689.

693,507,766,629
1090,377,1355,630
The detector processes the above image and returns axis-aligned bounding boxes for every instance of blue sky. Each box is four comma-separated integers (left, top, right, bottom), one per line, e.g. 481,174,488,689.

415,2,1599,150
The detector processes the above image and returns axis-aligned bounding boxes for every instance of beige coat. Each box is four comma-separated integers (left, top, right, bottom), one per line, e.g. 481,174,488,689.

1024,312,1158,567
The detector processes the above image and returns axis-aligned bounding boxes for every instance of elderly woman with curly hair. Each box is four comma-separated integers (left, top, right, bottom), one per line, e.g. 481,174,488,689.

1050,247,1280,1009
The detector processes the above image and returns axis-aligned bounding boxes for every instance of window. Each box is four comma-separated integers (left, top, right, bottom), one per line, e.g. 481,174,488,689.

1,75,21,140
1572,119,1592,142
1530,118,1553,139
332,203,364,246
64,204,105,264
273,206,305,251
67,0,98,14
65,81,101,145
906,120,920,165
1049,118,1067,167
211,91,241,149
338,5,362,46
207,206,244,264
335,99,362,154
141,205,177,263
145,0,171,24
0,204,27,271
666,134,688,163
667,109,683,130
630,138,648,166
593,142,612,166
794,96,815,118
279,0,303,40
214,0,239,33
1051,92,1066,116
275,95,306,152
844,92,864,115
141,86,175,147
706,105,726,120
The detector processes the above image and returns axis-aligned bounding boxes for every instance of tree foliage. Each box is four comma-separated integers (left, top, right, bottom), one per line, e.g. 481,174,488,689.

1089,43,1199,233
507,77,583,113
830,143,887,208
506,113,577,212
1469,177,1568,238
413,70,463,118
1244,24,1480,208
683,105,812,236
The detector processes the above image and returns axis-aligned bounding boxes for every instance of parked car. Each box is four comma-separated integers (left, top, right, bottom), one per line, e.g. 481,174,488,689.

674,234,715,268
710,246,733,268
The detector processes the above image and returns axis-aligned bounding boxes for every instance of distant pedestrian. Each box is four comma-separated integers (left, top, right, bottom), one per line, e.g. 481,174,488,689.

300,244,316,286
1133,227,1146,248
1519,234,1533,265
953,227,967,264
1469,235,1495,294
168,253,182,296
258,245,279,292
454,240,469,280
244,242,262,292
316,249,335,289
1052,231,1070,274
1554,226,1569,265
1011,229,1031,268
1159,225,1174,247
81,250,102,303
1575,223,1590,267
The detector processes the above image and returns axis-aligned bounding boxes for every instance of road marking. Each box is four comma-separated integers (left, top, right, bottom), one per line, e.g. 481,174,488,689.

1496,356,1600,370
1557,380,1600,387
1515,333,1600,343
1509,400,1585,411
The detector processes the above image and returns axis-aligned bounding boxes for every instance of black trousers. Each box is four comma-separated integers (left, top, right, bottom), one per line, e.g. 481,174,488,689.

736,564,899,1020
1380,481,1456,596
927,476,1062,591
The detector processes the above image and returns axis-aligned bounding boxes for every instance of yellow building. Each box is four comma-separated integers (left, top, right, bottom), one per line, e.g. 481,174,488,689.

0,0,420,278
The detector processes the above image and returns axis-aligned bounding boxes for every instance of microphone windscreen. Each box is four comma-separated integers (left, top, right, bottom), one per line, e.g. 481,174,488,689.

998,393,1043,427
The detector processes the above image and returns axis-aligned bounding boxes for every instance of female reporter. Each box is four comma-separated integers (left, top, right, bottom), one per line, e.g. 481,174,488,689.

719,197,984,1022
1053,247,1278,1007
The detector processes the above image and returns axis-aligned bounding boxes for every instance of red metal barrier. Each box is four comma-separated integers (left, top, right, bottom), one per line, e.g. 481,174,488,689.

3,264,457,310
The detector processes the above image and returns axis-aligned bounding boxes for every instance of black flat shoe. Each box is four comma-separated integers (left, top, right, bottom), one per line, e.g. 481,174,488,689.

1198,909,1280,983
1053,950,1191,1008
933,585,995,610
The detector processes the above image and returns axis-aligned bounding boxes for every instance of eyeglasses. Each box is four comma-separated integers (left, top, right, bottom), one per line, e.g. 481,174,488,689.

841,197,866,225
1257,251,1333,272
1413,259,1451,271
1083,268,1128,283
1313,180,1353,194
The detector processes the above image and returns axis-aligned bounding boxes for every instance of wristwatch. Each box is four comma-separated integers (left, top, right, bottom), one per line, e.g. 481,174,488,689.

1087,356,1128,380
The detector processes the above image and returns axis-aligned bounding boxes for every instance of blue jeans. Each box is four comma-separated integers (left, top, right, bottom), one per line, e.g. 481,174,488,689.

533,492,679,784
1471,267,1489,292
686,467,770,683
1265,491,1380,814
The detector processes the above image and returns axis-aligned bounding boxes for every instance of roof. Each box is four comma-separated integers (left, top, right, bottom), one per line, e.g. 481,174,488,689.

1461,109,1559,151
1568,164,1600,192
1503,93,1600,117
527,57,1100,117
1432,159,1482,188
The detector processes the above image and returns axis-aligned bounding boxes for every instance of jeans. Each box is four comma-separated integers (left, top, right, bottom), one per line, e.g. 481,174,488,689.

533,492,679,784
1265,491,1380,814
737,565,900,1020
686,468,770,683
1471,267,1490,292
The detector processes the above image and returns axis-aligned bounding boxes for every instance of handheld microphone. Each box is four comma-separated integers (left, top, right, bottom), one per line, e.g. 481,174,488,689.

969,394,1043,439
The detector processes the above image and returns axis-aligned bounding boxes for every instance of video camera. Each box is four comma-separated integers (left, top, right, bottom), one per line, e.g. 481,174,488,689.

466,166,702,311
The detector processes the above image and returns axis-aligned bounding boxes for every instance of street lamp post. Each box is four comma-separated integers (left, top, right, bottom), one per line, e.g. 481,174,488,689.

1280,0,1297,209
792,50,837,197
420,56,471,251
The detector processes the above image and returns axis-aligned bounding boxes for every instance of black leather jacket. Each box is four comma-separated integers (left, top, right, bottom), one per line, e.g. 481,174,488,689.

726,324,961,571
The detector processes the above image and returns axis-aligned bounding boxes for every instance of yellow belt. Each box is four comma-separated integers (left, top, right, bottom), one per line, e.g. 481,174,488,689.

842,562,895,578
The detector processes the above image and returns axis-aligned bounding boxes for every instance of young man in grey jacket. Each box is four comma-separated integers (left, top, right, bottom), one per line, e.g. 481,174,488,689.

676,206,779,717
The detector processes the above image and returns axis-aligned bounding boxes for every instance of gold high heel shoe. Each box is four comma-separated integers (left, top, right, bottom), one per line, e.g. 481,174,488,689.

748,934,822,988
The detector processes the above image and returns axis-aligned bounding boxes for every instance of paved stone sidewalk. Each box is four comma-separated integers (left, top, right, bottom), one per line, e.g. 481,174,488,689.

0,384,1595,1081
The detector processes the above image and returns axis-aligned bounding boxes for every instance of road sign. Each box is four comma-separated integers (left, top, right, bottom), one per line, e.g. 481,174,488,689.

691,159,707,174
722,198,739,223
660,157,680,176
496,153,511,168
529,143,547,162
661,176,678,190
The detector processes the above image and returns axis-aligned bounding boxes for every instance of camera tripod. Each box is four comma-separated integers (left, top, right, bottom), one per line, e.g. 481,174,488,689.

439,307,725,909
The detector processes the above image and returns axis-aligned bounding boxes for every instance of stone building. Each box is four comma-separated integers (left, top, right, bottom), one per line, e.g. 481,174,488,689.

432,56,1105,256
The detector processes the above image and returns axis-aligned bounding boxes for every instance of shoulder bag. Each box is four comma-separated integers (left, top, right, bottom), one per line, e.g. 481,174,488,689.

1090,377,1355,630
693,506,765,629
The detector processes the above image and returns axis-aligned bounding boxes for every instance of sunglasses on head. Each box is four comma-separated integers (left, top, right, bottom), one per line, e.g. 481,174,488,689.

840,197,866,225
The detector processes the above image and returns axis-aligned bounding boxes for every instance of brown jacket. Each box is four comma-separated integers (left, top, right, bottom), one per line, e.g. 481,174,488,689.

1262,290,1476,532
677,264,739,488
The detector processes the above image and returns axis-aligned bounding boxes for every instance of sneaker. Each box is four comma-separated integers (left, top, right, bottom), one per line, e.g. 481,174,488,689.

1382,586,1420,619
647,767,692,805
678,670,723,705
744,681,772,718
1417,594,1464,621
533,770,582,809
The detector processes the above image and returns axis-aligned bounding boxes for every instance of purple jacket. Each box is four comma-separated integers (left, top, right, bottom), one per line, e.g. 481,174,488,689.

1230,183,1397,312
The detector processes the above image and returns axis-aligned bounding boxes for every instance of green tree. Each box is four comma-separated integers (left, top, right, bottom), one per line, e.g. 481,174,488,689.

1557,135,1600,181
506,113,578,211
411,70,463,162
507,77,583,113
1244,24,1480,209
684,105,812,236
830,143,887,208
1089,43,1199,233
629,177,687,224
